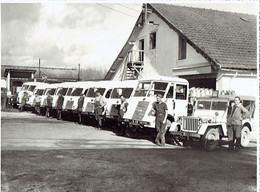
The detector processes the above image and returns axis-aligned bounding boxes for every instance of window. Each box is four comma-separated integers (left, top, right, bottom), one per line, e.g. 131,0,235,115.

66,88,73,96
197,101,211,110
86,88,106,97
134,82,151,97
150,32,156,49
211,101,227,111
71,88,83,96
166,85,174,98
178,36,187,60
83,89,88,96
105,89,112,98
147,82,168,97
111,88,133,99
28,86,36,92
175,84,187,100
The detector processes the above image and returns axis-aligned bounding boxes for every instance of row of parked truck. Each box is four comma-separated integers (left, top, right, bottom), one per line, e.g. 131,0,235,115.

17,76,256,150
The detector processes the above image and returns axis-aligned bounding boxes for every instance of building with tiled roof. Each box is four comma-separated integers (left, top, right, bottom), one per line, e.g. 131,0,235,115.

104,3,257,96
1,65,79,94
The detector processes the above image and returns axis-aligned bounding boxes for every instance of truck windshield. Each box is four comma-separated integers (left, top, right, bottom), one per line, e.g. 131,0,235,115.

147,82,168,97
134,82,151,97
35,89,44,96
197,101,211,110
57,88,68,96
66,88,73,96
111,88,133,99
211,101,227,110
47,88,56,95
71,88,83,96
28,85,36,92
86,88,106,97
22,85,29,90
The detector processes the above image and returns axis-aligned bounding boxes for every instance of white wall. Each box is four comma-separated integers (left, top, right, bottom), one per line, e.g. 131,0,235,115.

135,12,208,76
216,72,257,97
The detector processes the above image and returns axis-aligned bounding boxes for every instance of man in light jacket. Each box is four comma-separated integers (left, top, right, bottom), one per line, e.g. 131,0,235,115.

228,96,250,151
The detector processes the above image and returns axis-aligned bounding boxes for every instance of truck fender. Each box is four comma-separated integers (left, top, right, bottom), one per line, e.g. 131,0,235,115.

197,124,209,135
169,122,180,132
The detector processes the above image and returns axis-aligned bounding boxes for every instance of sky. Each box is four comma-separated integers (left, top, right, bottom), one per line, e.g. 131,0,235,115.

1,1,258,72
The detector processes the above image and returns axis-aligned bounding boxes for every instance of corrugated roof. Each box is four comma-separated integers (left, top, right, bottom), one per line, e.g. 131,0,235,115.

149,4,257,70
1,65,78,80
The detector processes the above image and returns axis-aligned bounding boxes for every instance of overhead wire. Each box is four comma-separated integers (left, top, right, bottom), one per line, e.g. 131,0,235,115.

116,3,141,13
97,4,138,18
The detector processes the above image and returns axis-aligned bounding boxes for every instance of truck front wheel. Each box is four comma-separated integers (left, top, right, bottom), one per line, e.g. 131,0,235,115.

204,128,220,151
241,126,250,147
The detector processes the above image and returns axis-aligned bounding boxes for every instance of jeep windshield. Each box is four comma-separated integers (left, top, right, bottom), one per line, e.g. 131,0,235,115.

134,81,168,97
197,100,227,111
86,88,105,97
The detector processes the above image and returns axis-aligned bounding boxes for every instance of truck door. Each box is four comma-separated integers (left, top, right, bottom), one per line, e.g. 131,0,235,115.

165,83,174,118
174,84,188,117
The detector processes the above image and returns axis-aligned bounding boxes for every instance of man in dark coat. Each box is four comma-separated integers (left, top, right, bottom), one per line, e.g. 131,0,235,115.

45,92,53,117
56,92,64,120
77,93,84,124
227,96,250,151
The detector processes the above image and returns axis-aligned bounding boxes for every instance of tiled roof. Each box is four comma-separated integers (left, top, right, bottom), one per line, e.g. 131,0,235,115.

149,4,257,70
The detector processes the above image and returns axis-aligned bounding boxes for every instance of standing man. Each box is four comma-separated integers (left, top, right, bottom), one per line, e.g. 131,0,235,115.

228,96,250,151
94,91,106,129
77,93,84,124
117,95,129,136
19,92,28,112
45,92,53,117
152,94,168,146
34,93,41,115
56,92,64,120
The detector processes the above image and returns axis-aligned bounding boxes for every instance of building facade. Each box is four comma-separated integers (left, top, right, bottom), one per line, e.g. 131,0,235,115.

104,4,257,96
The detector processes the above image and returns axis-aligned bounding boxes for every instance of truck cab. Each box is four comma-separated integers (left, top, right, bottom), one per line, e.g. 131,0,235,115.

105,80,138,120
123,76,189,130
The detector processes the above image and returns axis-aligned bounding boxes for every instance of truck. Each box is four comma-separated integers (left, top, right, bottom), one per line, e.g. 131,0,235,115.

122,76,189,131
169,94,256,151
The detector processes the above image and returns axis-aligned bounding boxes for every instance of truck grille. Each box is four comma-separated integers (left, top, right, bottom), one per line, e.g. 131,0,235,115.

182,117,199,132
86,103,95,113
132,101,149,121
110,104,119,117
66,100,74,110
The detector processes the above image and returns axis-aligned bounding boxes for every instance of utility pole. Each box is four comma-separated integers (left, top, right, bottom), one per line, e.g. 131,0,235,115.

78,63,80,81
39,58,41,79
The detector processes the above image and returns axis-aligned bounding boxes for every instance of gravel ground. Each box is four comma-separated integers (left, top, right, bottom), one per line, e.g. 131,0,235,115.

1,111,257,192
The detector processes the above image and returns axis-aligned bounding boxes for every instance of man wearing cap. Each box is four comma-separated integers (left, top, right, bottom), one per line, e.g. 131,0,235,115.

94,91,106,129
77,93,85,124
152,94,168,146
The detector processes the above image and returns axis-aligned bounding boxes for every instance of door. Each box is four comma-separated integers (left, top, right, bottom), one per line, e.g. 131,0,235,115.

174,84,188,117
138,39,144,61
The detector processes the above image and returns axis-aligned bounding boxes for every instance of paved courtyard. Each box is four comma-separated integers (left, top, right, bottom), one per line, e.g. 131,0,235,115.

1,111,257,192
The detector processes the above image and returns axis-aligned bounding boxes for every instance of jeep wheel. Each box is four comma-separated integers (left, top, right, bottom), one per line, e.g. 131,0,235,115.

241,126,250,147
204,128,220,151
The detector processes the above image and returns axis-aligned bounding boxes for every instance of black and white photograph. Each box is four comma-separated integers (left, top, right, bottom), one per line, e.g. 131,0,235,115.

1,1,258,191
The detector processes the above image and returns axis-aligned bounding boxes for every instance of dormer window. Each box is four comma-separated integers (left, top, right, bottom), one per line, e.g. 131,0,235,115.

179,36,187,60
